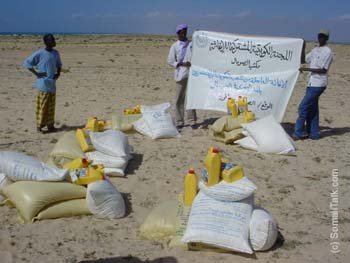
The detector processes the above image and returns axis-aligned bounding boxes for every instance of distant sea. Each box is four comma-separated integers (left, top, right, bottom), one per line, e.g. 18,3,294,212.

0,32,167,36
0,32,348,44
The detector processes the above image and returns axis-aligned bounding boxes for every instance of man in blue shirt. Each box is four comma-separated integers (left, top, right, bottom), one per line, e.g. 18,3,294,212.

23,34,62,133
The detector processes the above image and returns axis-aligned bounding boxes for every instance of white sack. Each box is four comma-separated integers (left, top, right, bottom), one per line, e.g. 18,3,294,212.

142,111,179,139
235,136,259,151
241,115,295,154
103,167,126,177
85,149,131,168
133,117,154,138
199,177,257,202
0,151,67,182
250,208,278,251
86,179,125,219
182,191,253,254
139,102,180,139
90,130,129,157
141,102,171,112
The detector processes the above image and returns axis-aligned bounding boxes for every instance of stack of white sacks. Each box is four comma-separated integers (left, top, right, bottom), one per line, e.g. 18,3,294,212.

0,150,126,222
181,177,278,253
86,129,132,176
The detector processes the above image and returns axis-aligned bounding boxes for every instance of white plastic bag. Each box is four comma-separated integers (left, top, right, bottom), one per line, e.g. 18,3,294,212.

90,130,129,158
241,115,295,154
199,177,257,202
133,117,154,138
137,102,180,139
142,111,180,139
103,167,127,177
85,150,131,169
235,136,259,151
86,179,125,219
141,102,171,112
249,208,278,251
0,151,68,182
182,191,253,254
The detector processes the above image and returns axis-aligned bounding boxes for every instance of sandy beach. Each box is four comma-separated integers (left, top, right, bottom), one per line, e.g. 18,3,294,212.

0,35,349,263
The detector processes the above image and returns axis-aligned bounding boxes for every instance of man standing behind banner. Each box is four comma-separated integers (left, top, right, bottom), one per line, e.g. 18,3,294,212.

23,34,62,133
293,29,333,140
167,24,197,129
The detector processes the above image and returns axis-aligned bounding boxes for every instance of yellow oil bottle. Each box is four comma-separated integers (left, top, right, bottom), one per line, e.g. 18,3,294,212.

221,164,244,183
134,105,141,114
184,169,198,206
85,117,99,132
97,120,106,131
123,105,141,115
76,128,95,152
70,165,104,186
227,98,238,117
237,96,248,113
63,158,91,169
242,111,255,123
204,148,221,187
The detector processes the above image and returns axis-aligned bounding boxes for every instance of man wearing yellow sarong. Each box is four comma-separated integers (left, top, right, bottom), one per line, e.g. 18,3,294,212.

23,34,62,133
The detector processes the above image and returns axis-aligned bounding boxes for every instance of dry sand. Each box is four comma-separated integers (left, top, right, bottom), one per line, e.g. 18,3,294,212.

0,35,349,263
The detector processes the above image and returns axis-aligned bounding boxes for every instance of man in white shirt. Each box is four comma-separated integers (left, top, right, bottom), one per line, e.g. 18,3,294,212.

293,29,333,140
167,24,197,129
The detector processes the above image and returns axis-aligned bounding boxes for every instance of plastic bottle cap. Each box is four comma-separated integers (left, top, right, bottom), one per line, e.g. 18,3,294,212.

188,169,195,174
212,149,219,154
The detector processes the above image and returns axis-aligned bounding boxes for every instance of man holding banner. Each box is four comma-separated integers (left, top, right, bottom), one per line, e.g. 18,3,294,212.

167,24,197,129
293,29,333,140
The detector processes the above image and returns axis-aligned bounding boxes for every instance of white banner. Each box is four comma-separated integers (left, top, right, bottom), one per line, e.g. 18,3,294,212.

186,31,303,122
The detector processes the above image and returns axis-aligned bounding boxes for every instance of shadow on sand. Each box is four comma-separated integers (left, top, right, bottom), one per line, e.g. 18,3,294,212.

79,256,178,263
282,122,350,139
125,153,143,175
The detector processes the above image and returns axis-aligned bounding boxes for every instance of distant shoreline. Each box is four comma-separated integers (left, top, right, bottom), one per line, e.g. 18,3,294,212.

0,32,348,45
0,32,172,36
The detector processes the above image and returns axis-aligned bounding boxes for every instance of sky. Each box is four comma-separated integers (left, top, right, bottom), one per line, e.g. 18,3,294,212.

1,0,350,43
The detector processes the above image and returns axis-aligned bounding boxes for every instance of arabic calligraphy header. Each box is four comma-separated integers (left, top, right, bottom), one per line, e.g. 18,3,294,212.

186,31,304,122
192,31,302,75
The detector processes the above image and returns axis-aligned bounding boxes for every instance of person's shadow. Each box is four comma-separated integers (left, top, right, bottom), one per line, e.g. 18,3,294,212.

197,117,220,130
56,124,85,132
79,256,178,263
282,122,350,139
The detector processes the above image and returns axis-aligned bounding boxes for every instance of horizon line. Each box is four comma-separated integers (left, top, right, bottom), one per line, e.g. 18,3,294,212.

0,31,349,45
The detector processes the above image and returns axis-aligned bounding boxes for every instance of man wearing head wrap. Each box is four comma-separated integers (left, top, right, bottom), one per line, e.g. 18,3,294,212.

167,24,197,129
23,34,62,133
293,29,333,140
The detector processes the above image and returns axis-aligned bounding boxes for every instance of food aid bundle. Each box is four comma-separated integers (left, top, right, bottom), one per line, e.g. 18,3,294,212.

209,99,255,144
133,102,180,139
0,149,126,223
236,115,296,154
139,147,278,254
49,124,133,177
